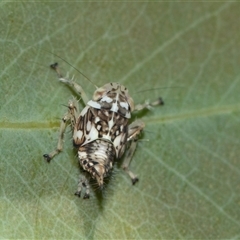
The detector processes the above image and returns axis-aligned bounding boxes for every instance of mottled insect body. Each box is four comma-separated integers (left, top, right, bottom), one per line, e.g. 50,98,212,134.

74,83,133,188
44,63,163,199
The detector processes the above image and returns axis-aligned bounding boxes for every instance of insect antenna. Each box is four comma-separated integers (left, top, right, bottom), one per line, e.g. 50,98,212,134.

134,86,184,94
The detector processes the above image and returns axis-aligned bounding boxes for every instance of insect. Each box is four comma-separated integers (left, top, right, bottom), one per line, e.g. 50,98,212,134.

43,62,163,199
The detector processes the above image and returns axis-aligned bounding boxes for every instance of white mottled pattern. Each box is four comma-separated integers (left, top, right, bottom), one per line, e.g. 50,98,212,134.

87,100,101,109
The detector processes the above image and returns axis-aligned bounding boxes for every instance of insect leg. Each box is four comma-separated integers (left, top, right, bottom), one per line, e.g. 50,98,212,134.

134,97,164,112
74,176,90,199
122,120,145,184
50,63,89,105
43,99,78,162
122,96,163,184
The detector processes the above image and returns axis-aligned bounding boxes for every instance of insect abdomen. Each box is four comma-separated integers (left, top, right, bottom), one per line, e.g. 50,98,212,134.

78,139,115,188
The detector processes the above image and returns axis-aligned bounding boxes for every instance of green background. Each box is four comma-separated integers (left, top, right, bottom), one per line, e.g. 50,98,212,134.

0,1,240,239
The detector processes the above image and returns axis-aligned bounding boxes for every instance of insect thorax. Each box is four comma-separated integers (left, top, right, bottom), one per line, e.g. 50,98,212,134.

73,83,134,187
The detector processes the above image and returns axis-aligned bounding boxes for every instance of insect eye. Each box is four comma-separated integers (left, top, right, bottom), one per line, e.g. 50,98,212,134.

93,87,106,100
128,96,134,111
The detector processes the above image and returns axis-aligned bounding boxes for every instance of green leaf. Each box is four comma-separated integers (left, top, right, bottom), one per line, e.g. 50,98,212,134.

1,2,240,239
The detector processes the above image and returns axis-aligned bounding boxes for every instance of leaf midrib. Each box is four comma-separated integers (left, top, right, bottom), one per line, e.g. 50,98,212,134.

147,103,240,125
0,103,239,129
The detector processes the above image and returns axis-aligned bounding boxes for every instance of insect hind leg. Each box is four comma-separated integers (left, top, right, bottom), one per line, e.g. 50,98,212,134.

122,96,163,184
122,120,145,184
43,98,78,162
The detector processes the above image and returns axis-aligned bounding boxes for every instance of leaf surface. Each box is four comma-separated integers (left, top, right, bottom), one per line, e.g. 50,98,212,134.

0,2,240,239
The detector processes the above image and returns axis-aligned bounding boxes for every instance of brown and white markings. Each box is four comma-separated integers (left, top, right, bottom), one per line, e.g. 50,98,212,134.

43,63,163,199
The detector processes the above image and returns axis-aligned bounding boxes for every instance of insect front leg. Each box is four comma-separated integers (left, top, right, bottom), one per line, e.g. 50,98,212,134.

50,63,89,105
43,99,79,162
134,97,164,112
122,120,145,184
